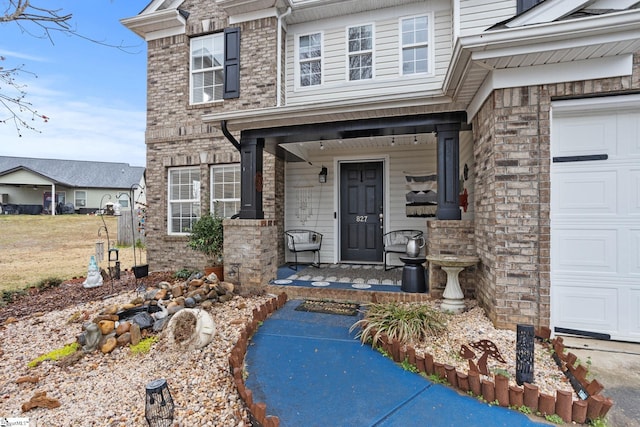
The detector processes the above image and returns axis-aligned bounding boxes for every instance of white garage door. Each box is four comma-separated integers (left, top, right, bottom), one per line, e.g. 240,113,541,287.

551,95,640,343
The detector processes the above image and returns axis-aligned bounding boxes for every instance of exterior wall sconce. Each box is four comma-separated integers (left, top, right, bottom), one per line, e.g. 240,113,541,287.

318,166,328,183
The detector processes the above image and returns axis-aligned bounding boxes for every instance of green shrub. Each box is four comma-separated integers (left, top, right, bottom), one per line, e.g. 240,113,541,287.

28,342,79,368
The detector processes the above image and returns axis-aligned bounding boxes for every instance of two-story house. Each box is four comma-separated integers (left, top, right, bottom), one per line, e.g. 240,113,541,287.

123,0,640,343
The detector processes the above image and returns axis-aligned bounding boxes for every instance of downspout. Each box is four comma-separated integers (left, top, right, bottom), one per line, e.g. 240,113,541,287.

221,120,241,151
277,7,292,107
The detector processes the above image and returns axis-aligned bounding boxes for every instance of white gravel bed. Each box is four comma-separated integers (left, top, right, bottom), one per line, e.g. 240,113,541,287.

0,291,271,427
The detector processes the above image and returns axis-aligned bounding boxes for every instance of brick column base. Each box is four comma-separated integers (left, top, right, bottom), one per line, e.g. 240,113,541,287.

223,219,278,292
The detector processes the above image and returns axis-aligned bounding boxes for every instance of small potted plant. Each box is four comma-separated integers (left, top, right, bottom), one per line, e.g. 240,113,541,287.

187,211,224,280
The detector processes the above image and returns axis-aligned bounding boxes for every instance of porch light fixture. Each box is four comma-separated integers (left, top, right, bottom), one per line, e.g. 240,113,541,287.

391,137,395,147
320,142,324,150
414,135,418,145
318,166,328,184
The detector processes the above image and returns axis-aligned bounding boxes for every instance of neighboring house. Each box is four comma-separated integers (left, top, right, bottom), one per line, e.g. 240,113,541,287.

0,156,146,215
122,0,640,342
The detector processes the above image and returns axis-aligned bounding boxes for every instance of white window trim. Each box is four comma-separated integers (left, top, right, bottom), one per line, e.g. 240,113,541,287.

189,32,225,105
167,166,201,235
294,31,324,90
345,23,375,82
74,190,87,207
398,13,433,77
209,163,241,218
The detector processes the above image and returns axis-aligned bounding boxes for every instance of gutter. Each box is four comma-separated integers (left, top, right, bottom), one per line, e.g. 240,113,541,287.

277,7,292,107
221,120,241,151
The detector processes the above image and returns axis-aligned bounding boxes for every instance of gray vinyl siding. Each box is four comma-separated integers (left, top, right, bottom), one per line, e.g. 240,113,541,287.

285,1,452,106
459,0,516,36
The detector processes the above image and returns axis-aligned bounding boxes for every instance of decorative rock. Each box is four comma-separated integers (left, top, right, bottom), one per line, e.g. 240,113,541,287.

98,320,115,335
144,289,159,300
100,337,117,354
189,279,204,288
130,312,154,330
116,321,131,336
221,282,234,294
184,297,196,308
130,323,141,346
171,285,183,297
200,300,213,310
206,290,220,301
120,303,136,310
101,305,119,315
153,317,169,332
15,376,39,384
206,272,220,283
158,281,171,289
117,332,131,346
219,293,233,303
93,314,119,323
154,288,168,300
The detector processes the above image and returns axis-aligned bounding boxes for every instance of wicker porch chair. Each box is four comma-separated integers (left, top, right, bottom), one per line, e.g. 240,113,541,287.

382,229,424,271
285,229,323,270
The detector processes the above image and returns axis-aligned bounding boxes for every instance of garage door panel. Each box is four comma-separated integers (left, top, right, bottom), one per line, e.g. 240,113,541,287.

631,229,640,276
553,284,618,331
553,229,617,273
552,115,614,157
552,170,617,214
618,113,640,156
630,288,640,337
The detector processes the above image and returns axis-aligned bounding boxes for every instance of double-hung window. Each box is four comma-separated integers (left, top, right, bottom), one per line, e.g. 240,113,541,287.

190,28,241,102
347,24,373,81
210,164,241,218
191,33,225,103
298,32,322,87
75,191,86,208
168,167,201,234
401,16,428,75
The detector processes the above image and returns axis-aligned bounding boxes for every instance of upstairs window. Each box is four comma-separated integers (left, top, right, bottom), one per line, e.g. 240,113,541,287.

168,167,201,234
401,16,428,75
191,33,224,103
298,32,322,87
190,28,241,103
347,24,373,81
210,164,241,218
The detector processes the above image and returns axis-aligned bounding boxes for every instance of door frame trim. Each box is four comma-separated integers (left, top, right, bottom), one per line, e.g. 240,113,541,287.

334,154,389,264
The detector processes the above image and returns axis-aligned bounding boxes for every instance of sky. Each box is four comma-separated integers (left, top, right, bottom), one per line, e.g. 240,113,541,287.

0,1,149,167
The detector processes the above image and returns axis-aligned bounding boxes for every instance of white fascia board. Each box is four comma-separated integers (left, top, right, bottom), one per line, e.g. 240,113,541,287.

120,9,186,40
229,7,278,24
584,0,638,10
463,9,640,55
506,0,589,28
467,55,633,122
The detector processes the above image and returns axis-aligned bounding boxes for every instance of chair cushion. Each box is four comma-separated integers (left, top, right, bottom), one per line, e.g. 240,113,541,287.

289,232,308,244
291,243,320,251
385,244,406,253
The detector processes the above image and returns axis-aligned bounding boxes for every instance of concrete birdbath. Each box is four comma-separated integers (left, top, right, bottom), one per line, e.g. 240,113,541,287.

426,255,479,313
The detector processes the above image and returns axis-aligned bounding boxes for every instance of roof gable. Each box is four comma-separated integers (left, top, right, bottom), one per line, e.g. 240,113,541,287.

506,0,640,28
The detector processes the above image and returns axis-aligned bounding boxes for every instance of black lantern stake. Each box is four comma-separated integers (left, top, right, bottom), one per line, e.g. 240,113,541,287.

145,378,175,427
516,324,535,386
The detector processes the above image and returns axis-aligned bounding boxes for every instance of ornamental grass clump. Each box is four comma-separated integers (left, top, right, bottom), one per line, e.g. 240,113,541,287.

350,302,448,345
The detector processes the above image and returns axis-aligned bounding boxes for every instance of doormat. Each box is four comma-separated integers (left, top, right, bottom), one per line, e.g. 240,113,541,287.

295,300,359,316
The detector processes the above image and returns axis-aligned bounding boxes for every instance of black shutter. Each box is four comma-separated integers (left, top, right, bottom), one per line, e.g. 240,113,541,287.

223,27,240,99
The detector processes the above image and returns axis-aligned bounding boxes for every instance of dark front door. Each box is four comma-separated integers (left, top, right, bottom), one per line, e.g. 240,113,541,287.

340,161,383,262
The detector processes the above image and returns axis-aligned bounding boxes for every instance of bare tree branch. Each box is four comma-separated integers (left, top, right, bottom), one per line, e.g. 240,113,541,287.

1,0,140,135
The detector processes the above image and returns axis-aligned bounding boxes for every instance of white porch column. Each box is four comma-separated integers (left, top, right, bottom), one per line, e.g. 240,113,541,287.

51,183,56,216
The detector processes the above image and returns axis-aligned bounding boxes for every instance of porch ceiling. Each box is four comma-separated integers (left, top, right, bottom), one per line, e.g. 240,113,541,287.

240,112,470,161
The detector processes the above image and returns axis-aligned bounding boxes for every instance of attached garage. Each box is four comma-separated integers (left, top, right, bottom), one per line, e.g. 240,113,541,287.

551,94,640,343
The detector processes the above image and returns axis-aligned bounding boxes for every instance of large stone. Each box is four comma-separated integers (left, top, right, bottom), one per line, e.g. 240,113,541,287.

116,332,131,346
93,314,119,323
21,391,61,412
130,312,154,330
101,337,117,354
98,320,115,335
171,285,183,297
116,321,131,336
154,288,168,300
101,305,119,315
189,278,204,289
153,317,169,333
220,282,234,294
130,323,141,346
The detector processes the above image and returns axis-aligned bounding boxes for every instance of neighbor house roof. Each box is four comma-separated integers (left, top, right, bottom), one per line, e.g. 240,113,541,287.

0,156,145,189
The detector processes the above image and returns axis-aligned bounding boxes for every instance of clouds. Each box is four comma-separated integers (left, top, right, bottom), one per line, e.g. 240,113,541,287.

0,76,146,166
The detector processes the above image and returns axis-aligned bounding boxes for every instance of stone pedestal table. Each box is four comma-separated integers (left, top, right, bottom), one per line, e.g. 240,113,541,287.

426,255,479,313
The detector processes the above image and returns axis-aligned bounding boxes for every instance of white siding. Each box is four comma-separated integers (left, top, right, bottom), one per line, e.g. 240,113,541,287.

458,0,516,37
284,143,437,265
285,1,452,106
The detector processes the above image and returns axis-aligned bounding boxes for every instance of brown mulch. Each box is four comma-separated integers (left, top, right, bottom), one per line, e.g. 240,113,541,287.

0,271,176,324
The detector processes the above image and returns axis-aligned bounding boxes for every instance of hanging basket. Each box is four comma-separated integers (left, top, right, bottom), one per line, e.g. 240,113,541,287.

133,264,149,278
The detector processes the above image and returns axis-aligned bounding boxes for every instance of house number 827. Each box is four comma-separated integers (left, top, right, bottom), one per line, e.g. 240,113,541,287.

355,216,368,222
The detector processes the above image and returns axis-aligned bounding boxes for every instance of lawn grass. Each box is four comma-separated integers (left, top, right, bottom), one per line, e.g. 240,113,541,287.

0,215,145,291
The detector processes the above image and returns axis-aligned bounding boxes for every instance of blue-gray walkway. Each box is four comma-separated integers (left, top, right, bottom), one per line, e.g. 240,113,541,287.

244,300,549,427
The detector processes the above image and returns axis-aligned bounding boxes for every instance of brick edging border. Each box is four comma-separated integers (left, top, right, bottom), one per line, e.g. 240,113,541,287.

229,295,613,426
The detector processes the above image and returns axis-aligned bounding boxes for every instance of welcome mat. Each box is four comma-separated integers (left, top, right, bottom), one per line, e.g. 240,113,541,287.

295,300,359,316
